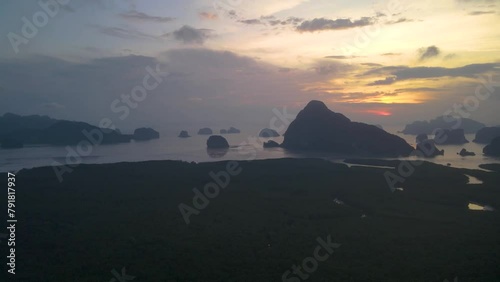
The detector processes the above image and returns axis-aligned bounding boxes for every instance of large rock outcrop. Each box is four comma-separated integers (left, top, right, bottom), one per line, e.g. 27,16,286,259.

483,137,500,156
474,127,500,144
281,101,414,157
263,140,280,148
259,128,280,138
458,148,475,157
207,135,230,149
435,129,468,145
133,128,160,141
416,135,444,158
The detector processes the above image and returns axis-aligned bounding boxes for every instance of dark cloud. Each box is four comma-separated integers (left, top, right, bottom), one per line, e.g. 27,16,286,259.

312,61,353,75
171,25,212,45
394,63,499,79
89,24,159,40
361,63,500,80
468,10,496,15
418,46,440,61
386,18,414,24
239,19,264,25
362,63,383,67
239,16,303,27
394,87,444,93
367,76,397,86
361,66,408,76
119,10,174,23
325,56,352,59
0,50,308,128
297,17,373,32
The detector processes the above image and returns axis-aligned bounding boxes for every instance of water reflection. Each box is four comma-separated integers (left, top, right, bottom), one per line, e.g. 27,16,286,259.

206,148,229,159
465,174,483,185
468,202,495,211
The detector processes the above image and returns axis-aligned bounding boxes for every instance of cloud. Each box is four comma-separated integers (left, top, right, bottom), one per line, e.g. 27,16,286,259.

468,10,496,15
239,19,264,25
361,63,500,80
367,76,397,86
171,25,212,45
89,24,159,40
119,10,174,23
297,17,373,32
381,53,401,56
312,61,353,75
418,46,440,61
386,18,414,24
324,55,361,59
394,63,499,79
199,12,218,20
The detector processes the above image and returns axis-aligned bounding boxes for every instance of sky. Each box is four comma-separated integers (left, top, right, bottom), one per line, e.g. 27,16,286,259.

0,0,499,131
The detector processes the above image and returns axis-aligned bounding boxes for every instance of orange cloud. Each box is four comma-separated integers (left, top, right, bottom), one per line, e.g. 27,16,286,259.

199,12,218,20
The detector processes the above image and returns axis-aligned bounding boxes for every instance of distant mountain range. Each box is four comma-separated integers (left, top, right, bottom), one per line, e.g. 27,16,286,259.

401,117,485,135
0,113,158,148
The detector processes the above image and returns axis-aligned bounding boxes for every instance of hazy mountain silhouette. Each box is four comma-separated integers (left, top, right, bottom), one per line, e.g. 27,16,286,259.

402,117,484,135
0,113,158,147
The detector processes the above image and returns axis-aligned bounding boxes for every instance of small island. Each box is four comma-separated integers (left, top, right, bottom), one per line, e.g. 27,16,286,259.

133,128,160,141
198,128,213,135
259,128,280,138
178,131,191,138
207,135,230,149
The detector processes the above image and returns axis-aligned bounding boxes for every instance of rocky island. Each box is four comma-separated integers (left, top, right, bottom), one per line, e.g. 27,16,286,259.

207,135,230,149
401,117,484,135
484,137,500,156
259,128,280,138
198,128,213,135
281,100,414,157
474,127,500,144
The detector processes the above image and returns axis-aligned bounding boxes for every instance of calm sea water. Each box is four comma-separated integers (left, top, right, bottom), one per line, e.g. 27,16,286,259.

1,126,499,173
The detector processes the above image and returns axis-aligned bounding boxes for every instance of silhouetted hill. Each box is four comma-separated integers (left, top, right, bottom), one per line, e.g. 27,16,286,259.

0,113,158,147
38,121,131,145
0,113,58,136
484,137,500,156
437,129,469,145
401,117,484,135
133,127,160,141
282,101,414,157
474,127,500,144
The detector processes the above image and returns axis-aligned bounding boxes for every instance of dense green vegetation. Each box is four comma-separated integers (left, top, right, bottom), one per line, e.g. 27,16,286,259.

1,158,499,281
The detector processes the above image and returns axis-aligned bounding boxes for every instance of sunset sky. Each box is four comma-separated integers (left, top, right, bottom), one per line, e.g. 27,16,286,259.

0,0,499,130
